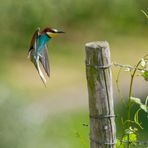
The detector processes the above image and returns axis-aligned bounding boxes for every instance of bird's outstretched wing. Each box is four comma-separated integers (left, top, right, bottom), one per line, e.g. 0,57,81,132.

39,44,50,77
28,27,40,57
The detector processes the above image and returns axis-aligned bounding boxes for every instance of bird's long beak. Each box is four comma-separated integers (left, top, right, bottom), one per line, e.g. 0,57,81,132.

47,30,65,38
57,30,65,33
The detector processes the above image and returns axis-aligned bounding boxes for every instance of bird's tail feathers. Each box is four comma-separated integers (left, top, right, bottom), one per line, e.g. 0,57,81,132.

37,64,46,86
38,66,46,86
35,57,47,86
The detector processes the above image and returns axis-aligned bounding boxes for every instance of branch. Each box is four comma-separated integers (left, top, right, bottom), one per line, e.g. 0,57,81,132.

114,63,148,72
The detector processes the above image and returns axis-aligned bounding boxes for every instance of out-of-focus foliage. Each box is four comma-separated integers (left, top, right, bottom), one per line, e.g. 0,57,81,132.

1,0,148,52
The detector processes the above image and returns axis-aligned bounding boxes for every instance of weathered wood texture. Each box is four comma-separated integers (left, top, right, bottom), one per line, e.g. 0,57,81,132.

85,41,116,148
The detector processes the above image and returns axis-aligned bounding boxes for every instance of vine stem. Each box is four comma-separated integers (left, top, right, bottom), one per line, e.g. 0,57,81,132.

127,54,148,148
127,62,140,123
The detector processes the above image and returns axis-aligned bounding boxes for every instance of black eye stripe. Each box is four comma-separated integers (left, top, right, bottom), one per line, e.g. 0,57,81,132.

50,30,55,33
48,30,57,33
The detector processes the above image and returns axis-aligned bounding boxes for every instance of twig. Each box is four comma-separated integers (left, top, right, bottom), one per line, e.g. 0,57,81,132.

114,63,148,72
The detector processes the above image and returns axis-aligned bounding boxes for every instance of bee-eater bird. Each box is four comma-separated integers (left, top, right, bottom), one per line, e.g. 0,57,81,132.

28,27,64,85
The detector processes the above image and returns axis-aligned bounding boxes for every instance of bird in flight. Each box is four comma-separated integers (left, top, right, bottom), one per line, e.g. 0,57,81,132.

28,27,64,85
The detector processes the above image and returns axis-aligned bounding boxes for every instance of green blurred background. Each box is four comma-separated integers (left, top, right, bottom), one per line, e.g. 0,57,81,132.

0,0,148,147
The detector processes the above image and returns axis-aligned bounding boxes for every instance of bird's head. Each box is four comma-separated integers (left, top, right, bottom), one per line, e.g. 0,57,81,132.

42,27,65,38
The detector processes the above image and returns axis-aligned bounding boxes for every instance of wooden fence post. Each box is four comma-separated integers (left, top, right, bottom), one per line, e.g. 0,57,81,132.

85,41,116,148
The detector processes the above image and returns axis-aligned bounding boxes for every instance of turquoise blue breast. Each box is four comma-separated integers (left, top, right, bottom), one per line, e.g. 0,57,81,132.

37,34,51,54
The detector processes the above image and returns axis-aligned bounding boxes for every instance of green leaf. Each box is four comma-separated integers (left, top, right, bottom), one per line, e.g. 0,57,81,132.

142,71,148,81
134,109,143,129
131,96,148,113
131,97,141,105
129,133,137,146
116,139,125,148
123,132,137,145
145,96,148,106
129,133,137,141
140,104,147,112
141,10,148,19
119,133,137,146
122,135,128,141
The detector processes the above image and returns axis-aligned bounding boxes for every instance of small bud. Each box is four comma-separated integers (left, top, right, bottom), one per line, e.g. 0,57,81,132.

141,58,146,67
140,70,145,73
124,67,130,72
